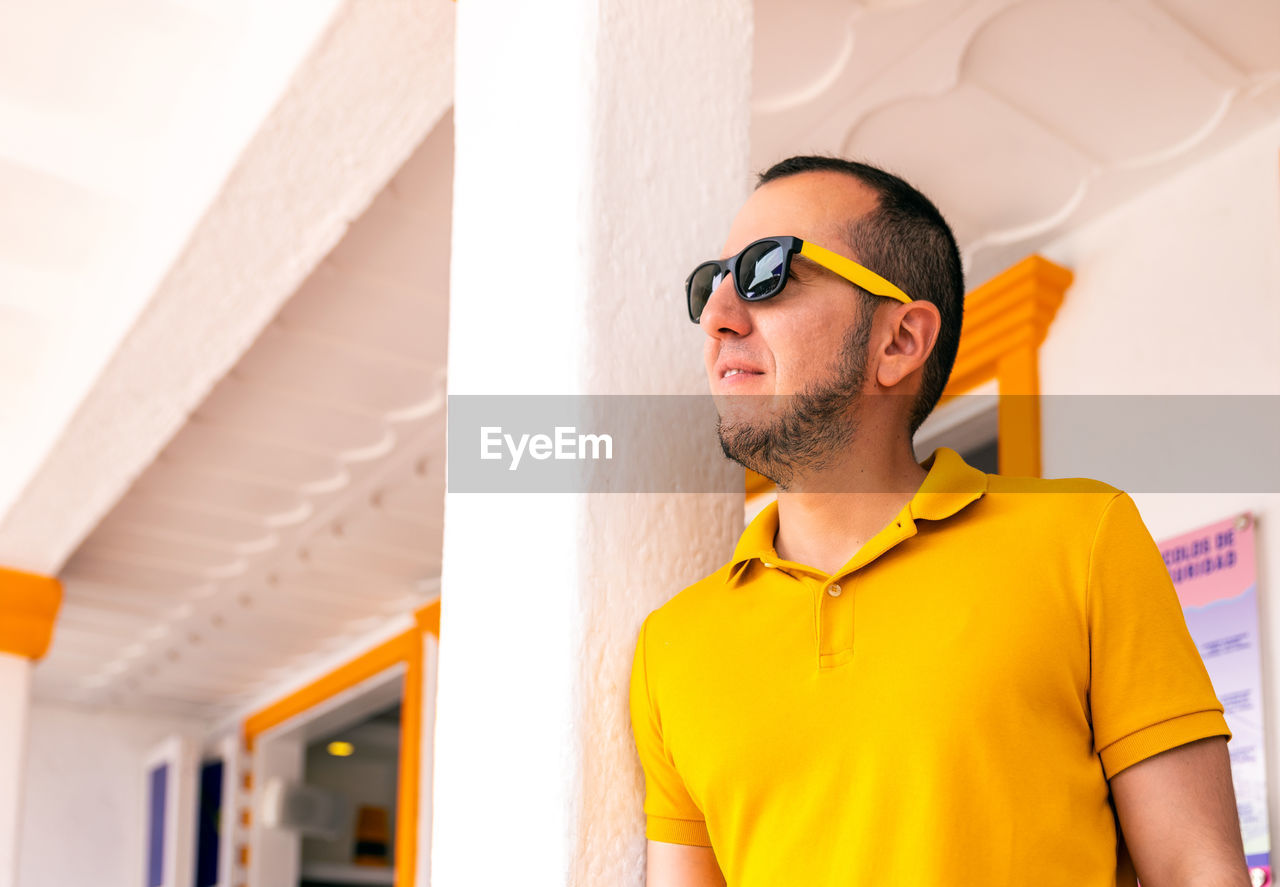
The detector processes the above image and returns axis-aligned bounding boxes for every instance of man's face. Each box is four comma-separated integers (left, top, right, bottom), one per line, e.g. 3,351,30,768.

700,171,884,486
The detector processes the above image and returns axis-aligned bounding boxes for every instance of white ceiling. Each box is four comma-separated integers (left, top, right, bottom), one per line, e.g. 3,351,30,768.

12,0,1280,723
1,0,458,722
0,0,343,528
752,0,1280,286
36,113,454,721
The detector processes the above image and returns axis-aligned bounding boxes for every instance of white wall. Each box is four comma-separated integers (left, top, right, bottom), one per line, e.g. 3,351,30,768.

1036,115,1280,533
1038,116,1280,397
0,655,33,887
17,702,204,887
1035,116,1280,852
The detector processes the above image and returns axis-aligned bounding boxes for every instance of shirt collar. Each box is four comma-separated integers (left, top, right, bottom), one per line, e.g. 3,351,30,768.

910,445,990,521
727,446,989,582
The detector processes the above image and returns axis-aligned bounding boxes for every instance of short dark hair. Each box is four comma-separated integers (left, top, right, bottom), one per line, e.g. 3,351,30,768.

757,156,964,436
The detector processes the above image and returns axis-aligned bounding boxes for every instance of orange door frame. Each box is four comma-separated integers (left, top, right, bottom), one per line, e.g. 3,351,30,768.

241,600,440,887
940,254,1072,477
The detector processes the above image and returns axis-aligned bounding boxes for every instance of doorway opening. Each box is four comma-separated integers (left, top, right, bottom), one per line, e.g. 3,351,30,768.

298,699,403,886
251,666,407,887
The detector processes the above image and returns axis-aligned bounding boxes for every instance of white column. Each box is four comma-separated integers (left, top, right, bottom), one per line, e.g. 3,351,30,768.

0,568,59,887
0,654,32,887
435,1,752,884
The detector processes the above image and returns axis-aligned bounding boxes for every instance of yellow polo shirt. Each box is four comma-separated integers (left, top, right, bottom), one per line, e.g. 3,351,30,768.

630,447,1229,887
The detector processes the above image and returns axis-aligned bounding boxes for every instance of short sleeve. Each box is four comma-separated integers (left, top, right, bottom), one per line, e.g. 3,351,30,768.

629,614,712,846
1087,493,1231,778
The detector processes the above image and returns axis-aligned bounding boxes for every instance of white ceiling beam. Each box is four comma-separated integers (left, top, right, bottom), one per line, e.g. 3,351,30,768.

0,0,455,574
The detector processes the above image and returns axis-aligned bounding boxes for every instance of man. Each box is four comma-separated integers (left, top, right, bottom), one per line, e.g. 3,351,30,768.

629,157,1250,886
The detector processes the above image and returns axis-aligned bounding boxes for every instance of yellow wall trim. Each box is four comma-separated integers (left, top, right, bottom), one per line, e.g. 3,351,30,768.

0,566,63,660
243,610,437,887
415,599,440,638
943,254,1072,398
242,630,416,749
941,254,1072,478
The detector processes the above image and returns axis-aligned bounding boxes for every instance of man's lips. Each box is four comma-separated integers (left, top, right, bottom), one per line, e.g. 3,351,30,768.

714,360,766,380
714,363,767,389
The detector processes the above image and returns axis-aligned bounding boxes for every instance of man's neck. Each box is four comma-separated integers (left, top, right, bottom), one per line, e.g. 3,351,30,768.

772,442,928,577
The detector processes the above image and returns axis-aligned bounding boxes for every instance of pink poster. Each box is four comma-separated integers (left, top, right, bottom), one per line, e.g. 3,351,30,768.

1160,513,1268,885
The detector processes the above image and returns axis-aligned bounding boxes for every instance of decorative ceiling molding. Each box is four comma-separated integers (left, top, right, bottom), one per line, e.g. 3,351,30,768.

751,0,1280,285
0,0,456,576
32,106,455,724
751,0,859,115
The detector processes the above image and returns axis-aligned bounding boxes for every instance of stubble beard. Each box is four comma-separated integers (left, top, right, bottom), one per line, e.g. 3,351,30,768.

716,317,872,491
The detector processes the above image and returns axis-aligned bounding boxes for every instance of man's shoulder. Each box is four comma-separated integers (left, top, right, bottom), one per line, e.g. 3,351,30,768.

986,471,1120,498
642,560,738,637
978,472,1137,551
984,472,1125,516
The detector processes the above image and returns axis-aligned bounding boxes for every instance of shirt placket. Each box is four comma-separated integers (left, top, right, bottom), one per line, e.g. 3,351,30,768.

814,515,919,669
817,573,855,668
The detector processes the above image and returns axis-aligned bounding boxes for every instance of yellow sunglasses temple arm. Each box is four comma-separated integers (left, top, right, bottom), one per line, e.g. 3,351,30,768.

798,240,913,304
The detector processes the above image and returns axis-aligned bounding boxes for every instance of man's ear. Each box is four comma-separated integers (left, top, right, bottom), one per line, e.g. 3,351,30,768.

874,301,941,389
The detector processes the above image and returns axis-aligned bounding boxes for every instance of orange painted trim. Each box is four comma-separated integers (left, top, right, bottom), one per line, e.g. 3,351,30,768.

0,567,63,660
941,255,1071,479
944,255,1071,398
395,599,439,887
243,619,436,887
744,469,775,512
394,630,423,887
745,469,772,498
242,629,416,750
996,347,1042,477
414,600,440,639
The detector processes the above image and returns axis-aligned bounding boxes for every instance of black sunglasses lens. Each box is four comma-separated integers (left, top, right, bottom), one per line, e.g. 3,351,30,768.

688,263,724,323
739,240,787,300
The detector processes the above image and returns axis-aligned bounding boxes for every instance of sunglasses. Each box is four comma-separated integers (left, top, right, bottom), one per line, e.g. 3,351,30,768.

686,235,913,324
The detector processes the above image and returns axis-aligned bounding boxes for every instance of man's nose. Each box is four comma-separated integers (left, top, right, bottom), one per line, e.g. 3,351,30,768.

699,273,751,338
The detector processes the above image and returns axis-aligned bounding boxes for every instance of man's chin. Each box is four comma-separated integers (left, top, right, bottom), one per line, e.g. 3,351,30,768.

716,420,787,485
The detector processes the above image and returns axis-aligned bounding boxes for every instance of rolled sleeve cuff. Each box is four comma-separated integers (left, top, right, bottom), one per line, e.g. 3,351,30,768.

1098,709,1232,779
646,815,712,847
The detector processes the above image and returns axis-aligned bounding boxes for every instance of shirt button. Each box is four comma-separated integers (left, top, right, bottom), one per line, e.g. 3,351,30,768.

762,561,775,569
827,584,843,597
